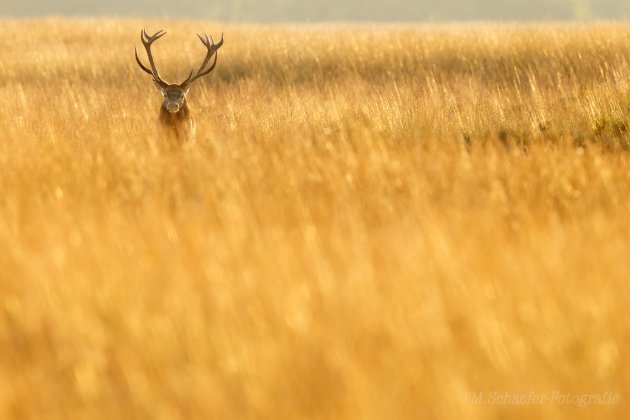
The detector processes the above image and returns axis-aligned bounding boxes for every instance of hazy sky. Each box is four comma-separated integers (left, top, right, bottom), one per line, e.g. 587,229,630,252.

1,0,628,21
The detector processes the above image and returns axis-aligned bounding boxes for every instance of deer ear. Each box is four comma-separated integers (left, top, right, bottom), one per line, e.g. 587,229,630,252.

177,82,191,96
153,80,166,93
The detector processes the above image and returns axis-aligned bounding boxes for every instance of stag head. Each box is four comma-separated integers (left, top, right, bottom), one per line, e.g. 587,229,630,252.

135,29,224,114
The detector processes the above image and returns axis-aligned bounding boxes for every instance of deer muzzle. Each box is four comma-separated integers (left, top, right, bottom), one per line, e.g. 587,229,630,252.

166,103,180,113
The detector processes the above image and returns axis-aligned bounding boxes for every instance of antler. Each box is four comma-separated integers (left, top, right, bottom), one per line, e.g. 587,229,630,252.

181,33,224,86
135,29,168,86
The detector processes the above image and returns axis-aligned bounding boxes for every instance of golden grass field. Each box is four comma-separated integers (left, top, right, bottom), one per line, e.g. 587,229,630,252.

0,18,629,419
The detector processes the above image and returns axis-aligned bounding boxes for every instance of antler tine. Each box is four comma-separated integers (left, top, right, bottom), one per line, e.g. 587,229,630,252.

194,52,219,79
182,32,224,86
195,33,212,73
181,69,194,86
136,29,168,85
141,29,166,44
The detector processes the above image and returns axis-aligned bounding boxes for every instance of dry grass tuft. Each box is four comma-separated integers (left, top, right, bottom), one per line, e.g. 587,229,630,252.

0,19,629,420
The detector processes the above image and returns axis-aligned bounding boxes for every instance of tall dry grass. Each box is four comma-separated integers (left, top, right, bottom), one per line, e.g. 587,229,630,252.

0,18,629,420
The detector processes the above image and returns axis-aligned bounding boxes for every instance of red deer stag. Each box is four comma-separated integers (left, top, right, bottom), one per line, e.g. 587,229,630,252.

135,29,224,144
